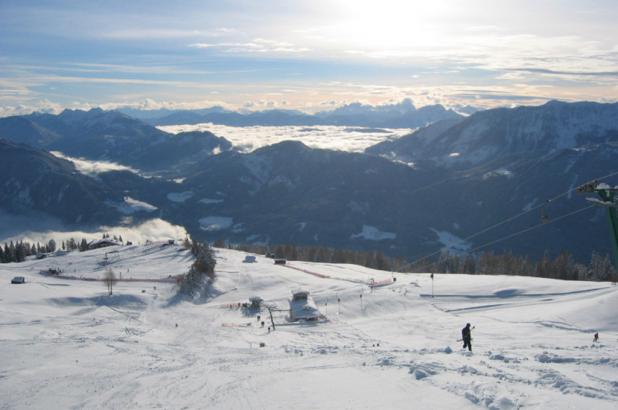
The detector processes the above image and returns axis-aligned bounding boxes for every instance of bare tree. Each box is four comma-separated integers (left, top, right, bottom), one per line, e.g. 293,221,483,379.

103,268,117,295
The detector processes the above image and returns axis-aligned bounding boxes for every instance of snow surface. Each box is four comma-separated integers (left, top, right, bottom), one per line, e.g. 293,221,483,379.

199,198,224,205
482,169,514,180
1,244,618,409
159,123,412,153
198,216,234,231
351,225,396,241
166,191,194,203
432,229,472,254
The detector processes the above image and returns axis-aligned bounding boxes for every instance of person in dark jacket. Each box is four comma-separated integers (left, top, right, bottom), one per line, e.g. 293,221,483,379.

462,323,472,351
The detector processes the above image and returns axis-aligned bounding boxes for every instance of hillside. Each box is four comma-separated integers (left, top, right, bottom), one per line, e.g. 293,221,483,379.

1,244,617,409
367,100,618,169
0,139,127,224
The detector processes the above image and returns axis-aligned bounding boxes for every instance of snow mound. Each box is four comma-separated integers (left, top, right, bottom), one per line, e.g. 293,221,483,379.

408,362,441,379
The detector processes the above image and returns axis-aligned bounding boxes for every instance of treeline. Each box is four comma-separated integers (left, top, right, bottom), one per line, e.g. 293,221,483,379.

228,242,616,282
410,250,616,282
228,243,405,271
0,233,125,264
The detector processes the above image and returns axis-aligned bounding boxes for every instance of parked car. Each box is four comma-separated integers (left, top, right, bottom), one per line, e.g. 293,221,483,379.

11,276,25,284
274,258,287,265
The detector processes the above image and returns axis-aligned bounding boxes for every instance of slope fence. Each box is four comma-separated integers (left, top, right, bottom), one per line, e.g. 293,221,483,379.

281,263,394,288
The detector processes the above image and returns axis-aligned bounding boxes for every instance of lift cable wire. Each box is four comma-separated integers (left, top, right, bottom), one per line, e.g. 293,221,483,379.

467,204,596,254
402,169,618,269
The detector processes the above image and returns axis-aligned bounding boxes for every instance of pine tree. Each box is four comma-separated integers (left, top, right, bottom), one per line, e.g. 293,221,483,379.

47,239,56,253
15,242,26,262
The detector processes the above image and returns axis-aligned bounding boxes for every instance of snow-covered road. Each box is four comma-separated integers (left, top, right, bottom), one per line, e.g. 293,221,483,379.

1,244,617,409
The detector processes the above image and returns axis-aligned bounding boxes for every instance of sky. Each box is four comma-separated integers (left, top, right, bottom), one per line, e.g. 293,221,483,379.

1,0,618,115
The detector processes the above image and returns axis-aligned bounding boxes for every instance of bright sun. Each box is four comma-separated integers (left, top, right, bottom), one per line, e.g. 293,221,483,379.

323,0,460,55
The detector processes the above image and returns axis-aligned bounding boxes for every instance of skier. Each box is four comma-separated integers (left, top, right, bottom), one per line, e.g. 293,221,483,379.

593,332,599,343
462,323,472,351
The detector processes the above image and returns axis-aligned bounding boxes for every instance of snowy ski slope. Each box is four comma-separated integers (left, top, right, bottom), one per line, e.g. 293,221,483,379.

1,243,617,409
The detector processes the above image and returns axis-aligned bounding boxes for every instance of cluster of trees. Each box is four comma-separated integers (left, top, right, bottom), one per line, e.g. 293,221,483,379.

0,240,60,263
179,239,217,297
101,233,124,242
229,242,616,282
0,233,126,264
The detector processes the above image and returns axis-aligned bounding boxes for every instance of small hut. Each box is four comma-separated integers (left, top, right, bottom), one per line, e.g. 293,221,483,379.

289,290,320,321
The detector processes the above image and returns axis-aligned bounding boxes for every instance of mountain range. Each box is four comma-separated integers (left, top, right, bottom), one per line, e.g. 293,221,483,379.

124,99,463,128
1,100,617,264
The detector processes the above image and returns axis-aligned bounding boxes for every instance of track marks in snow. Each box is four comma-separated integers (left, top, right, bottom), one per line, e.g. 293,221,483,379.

374,342,618,407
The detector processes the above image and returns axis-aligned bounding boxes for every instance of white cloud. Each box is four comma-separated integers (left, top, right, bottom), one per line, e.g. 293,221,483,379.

107,197,158,215
50,151,139,176
159,123,412,153
0,210,187,244
102,29,204,39
2,0,618,115
190,38,310,54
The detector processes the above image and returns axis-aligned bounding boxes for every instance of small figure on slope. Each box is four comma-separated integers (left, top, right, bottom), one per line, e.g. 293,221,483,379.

593,332,599,343
462,323,472,352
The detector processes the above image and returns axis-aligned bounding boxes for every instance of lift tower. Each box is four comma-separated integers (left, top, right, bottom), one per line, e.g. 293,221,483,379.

577,180,618,270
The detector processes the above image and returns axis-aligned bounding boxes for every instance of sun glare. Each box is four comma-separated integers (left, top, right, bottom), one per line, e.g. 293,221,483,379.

325,0,459,56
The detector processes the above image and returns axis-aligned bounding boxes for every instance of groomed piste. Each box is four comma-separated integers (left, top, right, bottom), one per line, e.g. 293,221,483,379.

1,242,617,409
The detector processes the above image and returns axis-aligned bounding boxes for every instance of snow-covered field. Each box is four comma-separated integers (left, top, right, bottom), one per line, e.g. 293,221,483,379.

158,123,412,152
1,244,617,409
